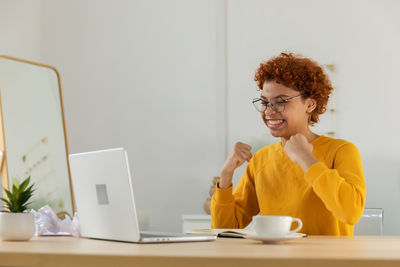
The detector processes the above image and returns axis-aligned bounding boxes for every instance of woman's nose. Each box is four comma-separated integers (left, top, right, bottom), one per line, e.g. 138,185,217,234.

264,106,277,116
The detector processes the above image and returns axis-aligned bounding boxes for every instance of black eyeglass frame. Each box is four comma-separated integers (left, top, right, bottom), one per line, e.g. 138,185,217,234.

252,94,307,113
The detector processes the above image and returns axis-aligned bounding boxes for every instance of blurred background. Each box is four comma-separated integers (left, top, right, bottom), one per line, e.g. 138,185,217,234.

1,0,400,234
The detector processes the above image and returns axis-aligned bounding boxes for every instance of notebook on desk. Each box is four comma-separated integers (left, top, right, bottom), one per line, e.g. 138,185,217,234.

187,228,307,238
69,147,216,243
187,228,256,238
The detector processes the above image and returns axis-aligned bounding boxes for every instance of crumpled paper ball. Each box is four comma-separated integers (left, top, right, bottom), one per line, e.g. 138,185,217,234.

30,205,80,237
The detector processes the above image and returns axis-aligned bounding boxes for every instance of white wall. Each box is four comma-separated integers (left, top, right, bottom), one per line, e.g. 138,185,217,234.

226,0,400,234
0,0,42,62
40,0,223,232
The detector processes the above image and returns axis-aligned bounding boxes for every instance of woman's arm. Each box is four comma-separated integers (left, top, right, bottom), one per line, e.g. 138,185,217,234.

211,161,260,228
303,143,366,225
284,134,366,225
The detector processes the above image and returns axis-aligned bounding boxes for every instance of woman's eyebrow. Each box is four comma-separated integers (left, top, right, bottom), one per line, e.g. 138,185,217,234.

260,94,289,100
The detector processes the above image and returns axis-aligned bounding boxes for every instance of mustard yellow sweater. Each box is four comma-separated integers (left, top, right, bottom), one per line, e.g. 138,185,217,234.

211,135,366,235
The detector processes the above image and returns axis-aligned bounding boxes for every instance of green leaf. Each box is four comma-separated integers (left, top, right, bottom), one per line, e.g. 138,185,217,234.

12,178,20,189
12,184,19,195
25,184,35,194
10,205,19,212
0,197,12,210
19,177,31,192
2,176,35,213
4,188,16,204
19,190,33,206
21,202,33,212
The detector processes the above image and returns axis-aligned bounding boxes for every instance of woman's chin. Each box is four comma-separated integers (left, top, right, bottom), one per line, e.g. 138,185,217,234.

269,130,283,138
269,128,296,140
267,124,287,137
267,126,285,137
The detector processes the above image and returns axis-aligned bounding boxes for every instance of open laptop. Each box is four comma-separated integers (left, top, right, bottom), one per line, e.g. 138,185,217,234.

69,147,216,243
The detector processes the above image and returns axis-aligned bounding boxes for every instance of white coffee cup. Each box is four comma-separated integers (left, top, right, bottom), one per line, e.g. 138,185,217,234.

254,216,303,237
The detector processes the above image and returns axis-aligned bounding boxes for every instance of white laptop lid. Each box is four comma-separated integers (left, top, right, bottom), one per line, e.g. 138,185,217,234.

69,148,141,242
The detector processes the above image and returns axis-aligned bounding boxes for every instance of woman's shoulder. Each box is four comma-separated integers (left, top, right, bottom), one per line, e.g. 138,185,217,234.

313,135,360,153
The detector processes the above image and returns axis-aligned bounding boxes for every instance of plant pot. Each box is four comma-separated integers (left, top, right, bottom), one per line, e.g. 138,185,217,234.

0,212,35,241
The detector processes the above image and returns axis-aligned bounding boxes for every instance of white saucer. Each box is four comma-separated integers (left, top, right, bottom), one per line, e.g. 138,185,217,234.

244,233,306,244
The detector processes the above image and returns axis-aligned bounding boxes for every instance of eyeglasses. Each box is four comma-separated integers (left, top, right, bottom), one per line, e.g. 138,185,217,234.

252,94,305,113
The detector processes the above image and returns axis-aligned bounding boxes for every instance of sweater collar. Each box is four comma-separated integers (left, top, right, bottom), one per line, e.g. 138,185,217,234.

277,134,326,150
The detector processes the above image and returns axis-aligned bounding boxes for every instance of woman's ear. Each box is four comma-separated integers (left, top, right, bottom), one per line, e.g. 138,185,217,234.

307,99,316,113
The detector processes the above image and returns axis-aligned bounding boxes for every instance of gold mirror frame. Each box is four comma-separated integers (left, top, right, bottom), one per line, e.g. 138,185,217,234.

0,55,75,216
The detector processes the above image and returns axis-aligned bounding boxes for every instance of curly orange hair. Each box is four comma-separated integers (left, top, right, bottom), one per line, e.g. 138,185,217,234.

254,52,333,125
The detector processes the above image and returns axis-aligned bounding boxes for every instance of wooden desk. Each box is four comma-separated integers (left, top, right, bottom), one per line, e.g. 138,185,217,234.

1,236,400,267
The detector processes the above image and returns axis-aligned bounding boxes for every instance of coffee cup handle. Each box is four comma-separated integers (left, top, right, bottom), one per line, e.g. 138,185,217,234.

289,218,303,234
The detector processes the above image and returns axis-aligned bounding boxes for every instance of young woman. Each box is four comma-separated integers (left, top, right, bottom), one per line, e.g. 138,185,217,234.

211,52,366,235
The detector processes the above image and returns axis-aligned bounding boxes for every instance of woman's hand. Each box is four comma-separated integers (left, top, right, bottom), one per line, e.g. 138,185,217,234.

284,134,318,172
219,142,252,189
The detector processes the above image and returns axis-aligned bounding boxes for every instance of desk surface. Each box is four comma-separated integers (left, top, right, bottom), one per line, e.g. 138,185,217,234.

1,235,400,267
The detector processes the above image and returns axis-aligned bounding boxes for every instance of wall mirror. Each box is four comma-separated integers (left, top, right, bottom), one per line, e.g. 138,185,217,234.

0,55,74,218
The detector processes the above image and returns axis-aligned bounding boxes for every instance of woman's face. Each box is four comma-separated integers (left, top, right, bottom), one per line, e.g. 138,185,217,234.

261,81,315,139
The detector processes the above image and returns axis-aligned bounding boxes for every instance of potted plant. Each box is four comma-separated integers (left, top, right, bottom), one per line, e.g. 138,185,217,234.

0,177,35,241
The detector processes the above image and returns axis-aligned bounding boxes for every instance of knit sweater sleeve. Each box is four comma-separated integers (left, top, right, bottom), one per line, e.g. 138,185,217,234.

304,142,366,225
211,160,260,229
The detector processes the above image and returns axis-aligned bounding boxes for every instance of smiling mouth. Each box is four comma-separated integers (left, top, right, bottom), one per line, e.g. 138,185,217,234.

266,119,286,128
